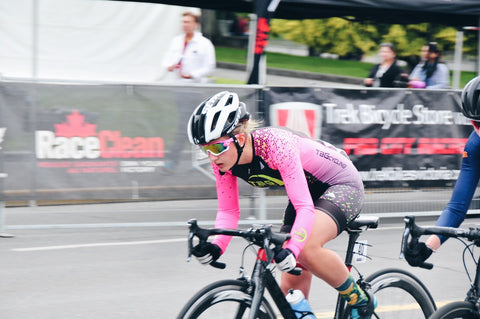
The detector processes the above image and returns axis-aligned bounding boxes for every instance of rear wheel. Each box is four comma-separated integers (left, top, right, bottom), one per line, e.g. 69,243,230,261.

176,279,276,319
343,268,436,318
429,301,478,319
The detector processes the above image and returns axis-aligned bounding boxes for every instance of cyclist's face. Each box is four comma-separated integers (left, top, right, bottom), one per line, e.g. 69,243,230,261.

205,134,244,172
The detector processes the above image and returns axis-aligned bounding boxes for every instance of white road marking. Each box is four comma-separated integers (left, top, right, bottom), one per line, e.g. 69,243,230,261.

12,238,186,252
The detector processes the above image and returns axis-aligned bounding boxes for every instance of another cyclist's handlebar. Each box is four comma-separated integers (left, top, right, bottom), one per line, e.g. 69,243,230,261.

401,215,480,269
187,218,298,273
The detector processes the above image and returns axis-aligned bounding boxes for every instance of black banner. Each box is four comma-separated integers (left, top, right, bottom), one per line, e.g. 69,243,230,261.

0,82,471,201
264,87,471,188
0,82,257,201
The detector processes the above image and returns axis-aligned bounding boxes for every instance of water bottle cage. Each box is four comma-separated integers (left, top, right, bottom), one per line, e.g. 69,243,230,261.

294,310,315,318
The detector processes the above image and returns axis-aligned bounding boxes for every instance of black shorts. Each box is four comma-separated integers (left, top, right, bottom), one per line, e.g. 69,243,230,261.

280,184,363,235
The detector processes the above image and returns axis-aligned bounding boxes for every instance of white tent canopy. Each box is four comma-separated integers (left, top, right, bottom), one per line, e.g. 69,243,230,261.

0,0,199,82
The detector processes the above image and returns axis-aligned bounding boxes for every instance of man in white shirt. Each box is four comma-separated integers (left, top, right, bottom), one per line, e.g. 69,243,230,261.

161,12,216,173
162,12,216,83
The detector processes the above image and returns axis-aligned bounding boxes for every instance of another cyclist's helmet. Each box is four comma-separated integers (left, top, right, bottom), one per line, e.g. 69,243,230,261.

188,91,250,145
461,76,480,120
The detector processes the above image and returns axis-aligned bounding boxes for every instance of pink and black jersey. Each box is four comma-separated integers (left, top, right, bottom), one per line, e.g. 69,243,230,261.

211,127,363,258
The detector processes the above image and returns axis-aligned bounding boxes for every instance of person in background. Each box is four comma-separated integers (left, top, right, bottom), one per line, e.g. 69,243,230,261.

404,76,480,267
231,14,249,36
364,43,403,88
188,91,377,319
162,12,216,83
408,44,430,87
161,12,216,173
408,42,450,89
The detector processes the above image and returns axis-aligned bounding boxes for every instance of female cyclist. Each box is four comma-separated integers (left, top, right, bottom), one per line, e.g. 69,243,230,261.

405,76,480,266
187,91,376,318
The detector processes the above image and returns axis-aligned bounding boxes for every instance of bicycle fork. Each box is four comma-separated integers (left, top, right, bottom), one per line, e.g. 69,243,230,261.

465,259,480,315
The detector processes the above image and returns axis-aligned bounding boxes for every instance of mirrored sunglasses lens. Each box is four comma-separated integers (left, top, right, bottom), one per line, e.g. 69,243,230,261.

200,143,228,155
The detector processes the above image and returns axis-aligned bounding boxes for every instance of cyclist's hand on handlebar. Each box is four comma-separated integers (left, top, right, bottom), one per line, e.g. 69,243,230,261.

274,248,297,272
404,242,433,267
192,242,221,265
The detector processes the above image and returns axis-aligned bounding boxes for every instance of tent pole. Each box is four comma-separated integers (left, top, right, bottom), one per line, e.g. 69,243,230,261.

32,0,39,80
478,16,480,76
453,30,463,89
246,13,257,79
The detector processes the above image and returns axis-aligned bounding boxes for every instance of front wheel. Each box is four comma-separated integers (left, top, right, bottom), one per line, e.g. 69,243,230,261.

355,268,436,319
176,279,276,319
429,301,478,319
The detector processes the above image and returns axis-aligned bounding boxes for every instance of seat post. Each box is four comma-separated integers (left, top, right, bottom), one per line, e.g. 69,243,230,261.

344,230,361,269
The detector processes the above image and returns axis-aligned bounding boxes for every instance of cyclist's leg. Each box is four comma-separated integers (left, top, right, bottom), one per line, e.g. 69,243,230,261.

298,184,361,288
297,211,349,287
280,268,313,297
299,185,375,317
280,202,347,298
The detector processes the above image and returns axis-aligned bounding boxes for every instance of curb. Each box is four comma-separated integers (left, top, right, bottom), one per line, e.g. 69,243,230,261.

216,61,365,86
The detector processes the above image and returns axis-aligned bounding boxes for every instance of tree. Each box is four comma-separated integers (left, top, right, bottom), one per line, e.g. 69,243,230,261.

270,18,476,68
270,18,378,59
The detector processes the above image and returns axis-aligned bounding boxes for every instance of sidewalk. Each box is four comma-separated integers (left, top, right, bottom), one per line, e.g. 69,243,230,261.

214,61,364,88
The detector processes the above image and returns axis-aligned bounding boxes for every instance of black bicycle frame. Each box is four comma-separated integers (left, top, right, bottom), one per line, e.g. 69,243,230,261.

333,229,363,318
465,250,480,309
249,248,297,319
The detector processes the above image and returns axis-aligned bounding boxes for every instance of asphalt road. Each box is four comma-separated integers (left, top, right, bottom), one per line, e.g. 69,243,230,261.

0,198,477,318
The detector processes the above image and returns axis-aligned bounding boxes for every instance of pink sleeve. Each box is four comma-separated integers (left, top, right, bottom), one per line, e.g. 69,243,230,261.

267,140,316,258
210,164,241,254
282,166,316,258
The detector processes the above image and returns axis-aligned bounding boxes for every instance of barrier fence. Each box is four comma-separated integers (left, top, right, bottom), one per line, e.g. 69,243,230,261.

0,81,476,216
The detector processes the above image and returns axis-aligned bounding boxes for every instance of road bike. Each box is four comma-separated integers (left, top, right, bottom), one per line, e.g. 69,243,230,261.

177,215,436,318
402,215,480,319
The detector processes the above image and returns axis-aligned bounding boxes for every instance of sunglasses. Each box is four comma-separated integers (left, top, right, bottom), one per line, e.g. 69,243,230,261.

199,137,236,156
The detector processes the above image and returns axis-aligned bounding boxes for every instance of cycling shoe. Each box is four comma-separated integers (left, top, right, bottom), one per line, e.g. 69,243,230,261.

350,291,377,319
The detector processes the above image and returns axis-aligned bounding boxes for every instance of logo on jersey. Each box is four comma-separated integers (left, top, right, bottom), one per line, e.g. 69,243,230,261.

247,174,284,187
269,102,322,139
292,228,308,242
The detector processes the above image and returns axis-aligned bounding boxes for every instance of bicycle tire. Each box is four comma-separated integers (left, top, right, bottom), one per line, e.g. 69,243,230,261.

429,301,478,319
342,268,436,319
176,279,276,319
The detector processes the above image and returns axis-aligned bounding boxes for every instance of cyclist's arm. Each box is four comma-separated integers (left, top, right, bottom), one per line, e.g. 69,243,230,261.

428,131,480,248
211,166,241,254
273,145,316,258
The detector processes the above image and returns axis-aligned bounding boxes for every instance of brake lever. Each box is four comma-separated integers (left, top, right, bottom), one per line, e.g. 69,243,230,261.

399,226,410,259
187,229,194,262
400,216,417,259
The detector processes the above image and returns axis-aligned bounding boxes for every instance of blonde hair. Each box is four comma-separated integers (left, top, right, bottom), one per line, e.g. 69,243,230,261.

233,117,263,135
182,11,200,24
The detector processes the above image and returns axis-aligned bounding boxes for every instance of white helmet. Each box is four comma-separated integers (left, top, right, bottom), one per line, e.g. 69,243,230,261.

187,91,250,145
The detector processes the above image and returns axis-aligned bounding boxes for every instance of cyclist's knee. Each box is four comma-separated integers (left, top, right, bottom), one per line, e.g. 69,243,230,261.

280,271,312,298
